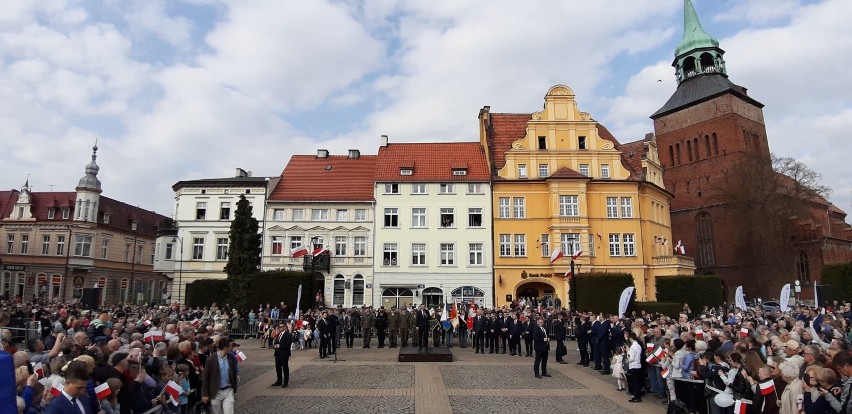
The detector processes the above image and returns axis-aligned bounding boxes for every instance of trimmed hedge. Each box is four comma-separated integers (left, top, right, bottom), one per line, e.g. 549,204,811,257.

655,275,724,311
575,273,635,314
822,262,852,303
244,270,313,314
630,301,683,318
185,279,229,309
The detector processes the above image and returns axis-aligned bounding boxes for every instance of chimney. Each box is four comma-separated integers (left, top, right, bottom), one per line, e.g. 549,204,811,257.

348,149,360,159
380,135,388,147
316,149,329,158
235,168,248,177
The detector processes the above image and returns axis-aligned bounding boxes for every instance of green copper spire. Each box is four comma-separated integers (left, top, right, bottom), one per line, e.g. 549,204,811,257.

675,0,720,57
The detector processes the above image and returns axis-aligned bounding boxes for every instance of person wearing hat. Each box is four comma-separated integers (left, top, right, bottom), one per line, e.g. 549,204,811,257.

783,340,801,358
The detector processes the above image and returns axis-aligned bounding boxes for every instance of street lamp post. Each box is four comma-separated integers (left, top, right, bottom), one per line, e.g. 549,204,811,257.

172,237,183,306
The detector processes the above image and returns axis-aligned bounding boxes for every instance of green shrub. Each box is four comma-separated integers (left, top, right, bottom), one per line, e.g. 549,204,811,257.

574,273,634,314
185,279,229,309
655,275,724,311
245,270,314,314
821,262,852,303
630,301,683,318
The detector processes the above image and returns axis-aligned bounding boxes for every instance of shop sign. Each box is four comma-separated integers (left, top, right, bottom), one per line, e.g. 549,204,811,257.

37,274,48,286
3,265,25,271
519,270,552,279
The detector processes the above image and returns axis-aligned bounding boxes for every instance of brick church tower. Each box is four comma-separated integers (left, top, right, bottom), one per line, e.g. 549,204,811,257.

651,0,774,297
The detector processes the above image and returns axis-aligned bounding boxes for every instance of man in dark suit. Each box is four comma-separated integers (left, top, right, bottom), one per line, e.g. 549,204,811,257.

510,313,523,357
553,312,567,364
272,322,294,388
576,314,591,366
327,309,340,354
487,312,498,354
597,315,612,375
46,360,94,414
532,318,551,379
415,304,430,351
498,311,508,354
590,315,602,369
522,317,533,357
472,309,486,353
343,310,355,348
316,311,330,359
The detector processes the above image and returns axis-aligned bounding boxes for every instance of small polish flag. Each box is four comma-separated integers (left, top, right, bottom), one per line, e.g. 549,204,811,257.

733,400,749,414
144,330,164,342
571,250,583,260
646,353,658,365
95,382,111,400
236,351,247,362
164,380,182,405
34,362,44,378
563,270,572,279
739,327,749,337
142,320,152,327
50,383,62,397
654,347,666,361
38,378,49,386
191,318,200,327
759,380,776,396
661,367,670,379
290,245,308,258
646,342,655,351
662,238,669,246
674,240,684,255
550,248,564,264
695,328,704,339
312,247,329,256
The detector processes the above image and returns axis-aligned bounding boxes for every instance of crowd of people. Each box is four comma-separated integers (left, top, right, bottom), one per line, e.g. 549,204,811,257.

1,300,247,414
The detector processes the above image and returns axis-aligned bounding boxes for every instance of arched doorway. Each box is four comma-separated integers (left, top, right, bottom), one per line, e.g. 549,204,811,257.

422,287,443,308
516,281,555,301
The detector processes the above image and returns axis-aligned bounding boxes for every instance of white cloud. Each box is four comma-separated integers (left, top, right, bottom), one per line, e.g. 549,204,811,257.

123,0,193,49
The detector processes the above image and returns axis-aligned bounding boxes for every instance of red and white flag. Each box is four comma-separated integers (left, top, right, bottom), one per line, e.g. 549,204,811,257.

646,342,655,351
646,353,659,365
674,240,685,255
653,347,666,361
144,330,164,342
695,328,704,339
164,381,182,405
312,247,329,256
50,383,62,397
34,362,44,378
550,248,563,264
739,327,749,337
733,400,749,414
236,351,247,362
142,320,152,327
191,318,200,327
661,367,670,379
95,382,111,400
563,270,572,279
759,380,776,396
571,250,583,260
290,245,308,258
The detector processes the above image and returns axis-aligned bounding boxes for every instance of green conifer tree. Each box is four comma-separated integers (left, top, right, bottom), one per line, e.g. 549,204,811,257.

224,194,261,311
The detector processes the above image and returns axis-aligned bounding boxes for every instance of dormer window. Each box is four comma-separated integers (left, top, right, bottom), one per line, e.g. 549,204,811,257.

131,220,138,231
103,213,110,224
47,208,55,220
452,168,467,176
400,168,413,176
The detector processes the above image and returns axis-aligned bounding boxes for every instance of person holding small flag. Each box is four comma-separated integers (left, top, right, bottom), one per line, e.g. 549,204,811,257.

96,377,121,414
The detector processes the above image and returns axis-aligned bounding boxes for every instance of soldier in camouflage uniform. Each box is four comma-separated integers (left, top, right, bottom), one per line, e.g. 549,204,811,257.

361,307,375,348
387,306,400,348
399,308,411,347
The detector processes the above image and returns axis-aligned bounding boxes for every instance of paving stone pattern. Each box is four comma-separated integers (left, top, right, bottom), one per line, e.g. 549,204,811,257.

441,365,585,390
450,395,634,414
237,363,274,384
240,395,415,414
289,365,414,389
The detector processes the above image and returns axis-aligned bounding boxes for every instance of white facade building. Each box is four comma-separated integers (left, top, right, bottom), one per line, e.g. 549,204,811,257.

153,168,272,305
372,141,493,308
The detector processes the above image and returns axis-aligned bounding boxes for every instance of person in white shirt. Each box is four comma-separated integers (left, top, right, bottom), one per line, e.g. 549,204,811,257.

626,332,644,403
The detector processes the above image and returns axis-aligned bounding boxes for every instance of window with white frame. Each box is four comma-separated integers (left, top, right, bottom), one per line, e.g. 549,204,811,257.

335,236,347,255
349,236,364,256
74,235,92,257
289,236,302,251
560,233,580,256
513,197,525,218
271,236,284,255
355,209,367,221
412,243,426,265
622,233,636,256
220,202,231,220
621,197,633,218
513,234,526,256
384,183,399,194
440,243,455,265
20,235,28,254
124,243,131,262
587,234,596,257
440,208,455,228
518,164,527,178
165,243,173,260
196,202,207,220
292,209,304,221
467,183,483,194
606,197,619,218
411,183,427,194
383,243,398,266
311,209,329,221
216,238,228,260
439,183,455,194
103,213,110,224
540,234,550,257
42,235,50,255
62,208,70,219
468,208,483,227
412,208,426,228
192,237,204,260
47,208,55,219
101,239,109,259
601,164,610,179
538,164,549,178
469,243,483,265
579,164,590,177
6,235,13,254
499,234,511,256
56,235,65,256
608,233,621,256
273,209,285,220
336,209,348,221
559,195,579,217
384,208,399,227
498,197,510,218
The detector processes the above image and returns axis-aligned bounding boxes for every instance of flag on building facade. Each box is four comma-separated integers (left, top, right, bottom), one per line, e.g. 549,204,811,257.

290,245,308,258
550,248,563,264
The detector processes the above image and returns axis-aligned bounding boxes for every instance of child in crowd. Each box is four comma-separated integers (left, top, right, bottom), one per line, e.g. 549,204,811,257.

175,364,191,414
298,324,306,349
611,347,626,391
99,378,122,414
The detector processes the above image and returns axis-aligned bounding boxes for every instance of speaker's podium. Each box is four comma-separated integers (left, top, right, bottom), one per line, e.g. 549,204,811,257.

81,288,103,310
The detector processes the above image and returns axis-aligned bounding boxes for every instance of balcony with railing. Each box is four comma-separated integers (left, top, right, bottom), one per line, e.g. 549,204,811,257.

303,254,330,271
652,255,695,268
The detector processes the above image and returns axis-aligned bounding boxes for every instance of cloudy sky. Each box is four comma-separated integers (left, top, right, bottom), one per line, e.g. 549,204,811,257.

1,0,849,217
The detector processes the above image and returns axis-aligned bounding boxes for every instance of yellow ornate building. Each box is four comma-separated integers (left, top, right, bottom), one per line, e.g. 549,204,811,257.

479,85,694,306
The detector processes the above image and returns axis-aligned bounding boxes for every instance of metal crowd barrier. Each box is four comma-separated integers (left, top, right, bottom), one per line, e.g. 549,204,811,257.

6,320,40,344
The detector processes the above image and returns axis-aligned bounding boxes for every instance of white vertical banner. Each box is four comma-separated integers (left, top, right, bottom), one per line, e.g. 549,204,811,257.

735,286,746,310
294,284,303,320
618,287,635,319
779,284,791,312
813,282,820,309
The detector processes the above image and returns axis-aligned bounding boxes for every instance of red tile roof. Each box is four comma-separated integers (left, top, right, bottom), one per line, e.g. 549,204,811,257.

0,190,17,219
549,167,587,179
616,139,649,181
375,142,490,182
269,155,378,201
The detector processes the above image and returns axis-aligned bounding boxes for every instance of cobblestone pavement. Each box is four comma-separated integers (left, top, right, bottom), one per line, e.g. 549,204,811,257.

233,340,660,414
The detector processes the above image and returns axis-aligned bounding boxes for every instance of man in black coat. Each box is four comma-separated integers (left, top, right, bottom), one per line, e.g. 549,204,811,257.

327,310,340,355
342,310,355,348
597,315,612,375
487,312,499,354
510,313,524,357
316,311,331,359
415,304,430,352
272,322,294,388
590,315,601,369
553,312,567,364
576,314,591,366
472,309,486,354
532,318,551,378
522,317,533,357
